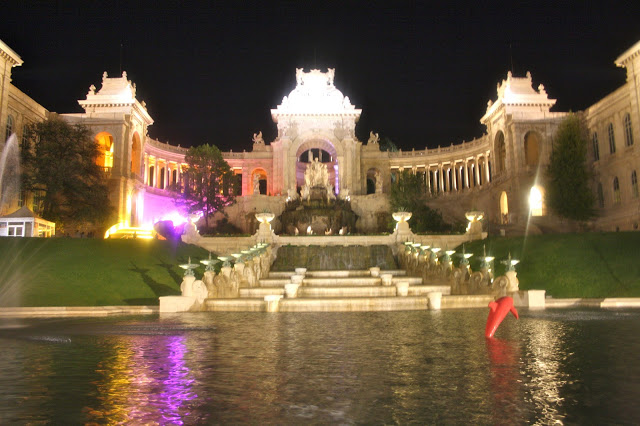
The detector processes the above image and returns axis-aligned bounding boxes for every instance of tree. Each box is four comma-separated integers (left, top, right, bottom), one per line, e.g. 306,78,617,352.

21,115,113,231
176,144,235,228
389,170,451,232
546,113,595,221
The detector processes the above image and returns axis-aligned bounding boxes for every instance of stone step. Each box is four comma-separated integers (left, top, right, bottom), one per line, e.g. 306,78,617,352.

204,293,487,312
267,269,407,279
259,276,424,287
239,284,450,299
278,297,430,312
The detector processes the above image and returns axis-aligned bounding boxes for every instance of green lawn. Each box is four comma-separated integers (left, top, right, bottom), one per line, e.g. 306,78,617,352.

460,232,640,298
0,238,209,307
2,233,639,307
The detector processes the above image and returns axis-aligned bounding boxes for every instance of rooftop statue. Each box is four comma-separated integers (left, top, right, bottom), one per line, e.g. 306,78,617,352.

368,131,380,145
252,131,264,145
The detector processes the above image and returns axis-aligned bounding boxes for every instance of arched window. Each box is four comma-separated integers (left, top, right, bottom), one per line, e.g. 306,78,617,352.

597,182,604,208
613,177,621,204
608,123,616,154
529,186,545,216
495,132,506,174
592,132,599,161
524,132,540,167
95,132,114,169
21,124,29,149
624,114,634,146
632,171,638,199
5,114,14,141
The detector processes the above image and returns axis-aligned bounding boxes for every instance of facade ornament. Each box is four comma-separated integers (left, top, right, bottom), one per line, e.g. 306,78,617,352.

368,131,380,145
102,71,108,80
253,174,260,194
252,131,264,145
88,84,96,96
327,68,335,85
375,170,383,193
296,68,304,85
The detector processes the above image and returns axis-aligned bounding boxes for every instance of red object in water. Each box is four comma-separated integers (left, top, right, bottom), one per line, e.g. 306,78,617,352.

485,296,519,338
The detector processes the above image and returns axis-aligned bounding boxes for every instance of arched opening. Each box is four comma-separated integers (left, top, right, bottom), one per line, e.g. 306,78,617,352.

172,169,178,186
524,131,540,167
366,168,381,194
500,191,509,224
148,165,155,187
131,132,141,175
159,166,166,189
494,131,506,174
529,185,545,216
95,132,114,171
251,168,268,195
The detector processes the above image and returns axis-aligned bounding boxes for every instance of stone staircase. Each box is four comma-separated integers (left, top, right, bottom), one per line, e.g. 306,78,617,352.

204,269,453,312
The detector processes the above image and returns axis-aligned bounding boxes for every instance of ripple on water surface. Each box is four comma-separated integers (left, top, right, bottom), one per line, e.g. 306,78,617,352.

0,309,639,424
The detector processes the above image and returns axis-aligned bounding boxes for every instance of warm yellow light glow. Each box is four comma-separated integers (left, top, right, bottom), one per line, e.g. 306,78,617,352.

529,186,544,216
104,222,155,239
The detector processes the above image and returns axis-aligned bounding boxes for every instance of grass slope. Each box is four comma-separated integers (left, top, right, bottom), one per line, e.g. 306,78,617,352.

461,232,640,298
0,238,209,307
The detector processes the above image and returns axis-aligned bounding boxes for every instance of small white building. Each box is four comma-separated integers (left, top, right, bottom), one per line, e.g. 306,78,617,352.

0,206,55,237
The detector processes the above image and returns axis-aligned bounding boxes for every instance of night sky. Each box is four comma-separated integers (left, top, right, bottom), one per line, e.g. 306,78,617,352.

3,2,639,151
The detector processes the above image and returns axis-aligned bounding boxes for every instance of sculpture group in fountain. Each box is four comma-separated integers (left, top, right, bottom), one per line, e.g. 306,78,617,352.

301,158,335,202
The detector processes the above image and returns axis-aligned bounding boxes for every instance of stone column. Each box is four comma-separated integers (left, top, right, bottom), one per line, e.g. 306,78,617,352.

464,160,470,188
143,154,148,184
485,153,491,183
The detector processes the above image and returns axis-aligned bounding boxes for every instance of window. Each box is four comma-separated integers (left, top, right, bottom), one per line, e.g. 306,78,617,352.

597,182,604,208
624,114,634,146
592,133,599,161
613,177,621,204
5,114,14,141
33,190,46,215
21,124,29,148
608,123,616,154
632,171,639,199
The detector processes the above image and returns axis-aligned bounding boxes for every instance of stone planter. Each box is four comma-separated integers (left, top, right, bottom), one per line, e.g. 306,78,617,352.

380,273,393,286
291,274,305,284
427,291,442,310
295,267,307,276
396,281,409,297
369,267,381,277
284,283,300,298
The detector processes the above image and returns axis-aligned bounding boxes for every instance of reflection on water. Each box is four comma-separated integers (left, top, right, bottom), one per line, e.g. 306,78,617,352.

1,309,640,424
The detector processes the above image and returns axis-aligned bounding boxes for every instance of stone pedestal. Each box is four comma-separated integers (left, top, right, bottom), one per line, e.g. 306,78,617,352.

369,267,381,277
427,292,442,310
159,295,197,313
396,281,409,297
285,283,300,298
264,295,283,312
380,273,393,286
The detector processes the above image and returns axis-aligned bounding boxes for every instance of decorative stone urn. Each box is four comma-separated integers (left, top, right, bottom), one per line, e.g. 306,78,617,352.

255,211,275,242
369,267,381,277
396,281,409,297
392,211,412,240
465,210,484,235
380,273,393,286
284,283,300,298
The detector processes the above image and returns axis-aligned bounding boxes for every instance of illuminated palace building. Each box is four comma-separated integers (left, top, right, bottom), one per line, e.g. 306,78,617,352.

1,39,640,235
